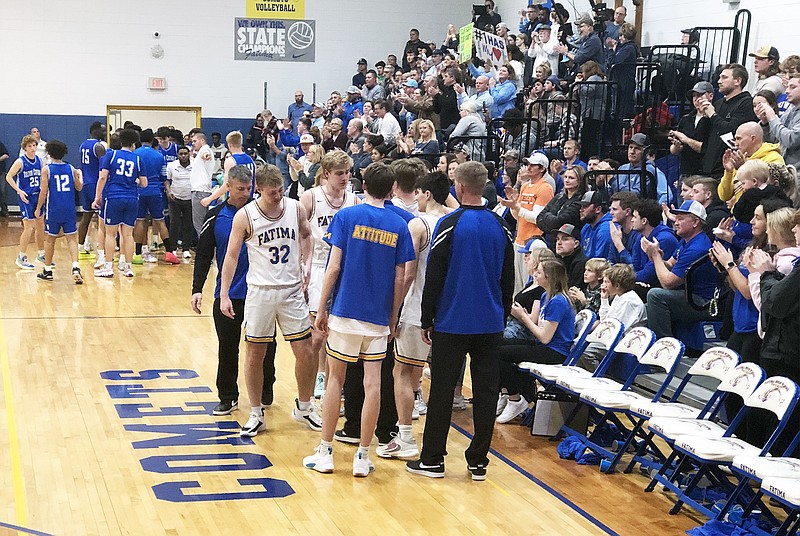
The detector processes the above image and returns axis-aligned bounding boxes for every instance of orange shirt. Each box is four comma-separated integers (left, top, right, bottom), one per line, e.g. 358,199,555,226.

515,177,554,245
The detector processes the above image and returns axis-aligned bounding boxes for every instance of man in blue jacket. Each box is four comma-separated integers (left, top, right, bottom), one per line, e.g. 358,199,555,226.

579,190,613,260
628,198,679,286
406,161,515,482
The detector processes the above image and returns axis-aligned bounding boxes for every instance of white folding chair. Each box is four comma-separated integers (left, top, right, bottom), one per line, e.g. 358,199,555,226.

521,317,624,385
661,377,800,518
621,347,741,474
760,478,800,536
572,337,686,473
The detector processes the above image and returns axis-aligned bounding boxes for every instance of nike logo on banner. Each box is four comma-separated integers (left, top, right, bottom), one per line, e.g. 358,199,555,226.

293,53,306,59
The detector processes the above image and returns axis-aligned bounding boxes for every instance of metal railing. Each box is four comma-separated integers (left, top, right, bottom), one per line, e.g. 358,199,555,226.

687,9,752,85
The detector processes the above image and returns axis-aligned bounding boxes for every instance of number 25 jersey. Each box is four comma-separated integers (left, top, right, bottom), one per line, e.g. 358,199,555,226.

243,198,303,287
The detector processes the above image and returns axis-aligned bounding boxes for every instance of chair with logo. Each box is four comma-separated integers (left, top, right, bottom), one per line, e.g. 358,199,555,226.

659,377,800,518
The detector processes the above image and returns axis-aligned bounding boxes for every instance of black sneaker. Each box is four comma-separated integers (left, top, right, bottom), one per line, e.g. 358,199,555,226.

37,269,53,281
467,464,487,481
406,459,445,478
334,429,361,444
213,400,238,415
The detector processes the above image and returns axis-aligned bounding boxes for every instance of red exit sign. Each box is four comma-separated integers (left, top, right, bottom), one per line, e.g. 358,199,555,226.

148,77,167,90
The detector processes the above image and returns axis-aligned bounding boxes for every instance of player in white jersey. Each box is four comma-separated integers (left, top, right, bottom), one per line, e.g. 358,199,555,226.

299,150,359,398
376,171,452,459
220,164,321,437
388,158,428,217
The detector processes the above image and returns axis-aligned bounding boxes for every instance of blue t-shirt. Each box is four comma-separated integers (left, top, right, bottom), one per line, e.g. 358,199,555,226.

732,264,758,333
45,163,76,220
17,155,42,195
158,143,179,181
102,149,143,199
134,146,166,196
671,231,717,301
540,292,575,356
324,204,415,326
79,139,103,185
230,152,257,194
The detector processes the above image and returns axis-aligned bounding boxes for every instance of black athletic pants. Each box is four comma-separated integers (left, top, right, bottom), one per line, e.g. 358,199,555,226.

724,330,764,445
498,341,565,398
341,342,398,444
420,331,502,467
212,298,276,404
168,198,193,249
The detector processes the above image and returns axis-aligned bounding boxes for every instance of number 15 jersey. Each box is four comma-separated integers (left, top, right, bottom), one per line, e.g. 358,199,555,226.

243,198,303,287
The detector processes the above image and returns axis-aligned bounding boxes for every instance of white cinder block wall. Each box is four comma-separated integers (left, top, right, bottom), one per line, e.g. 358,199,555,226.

0,0,477,118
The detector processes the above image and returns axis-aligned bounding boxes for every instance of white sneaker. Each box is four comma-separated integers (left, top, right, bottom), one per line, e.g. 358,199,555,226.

353,451,375,477
376,434,419,459
412,406,420,420
182,250,192,259
292,399,322,431
142,251,158,263
303,443,334,473
240,412,266,437
496,396,529,424
93,257,106,270
496,393,509,416
314,372,326,399
414,390,428,416
452,394,468,411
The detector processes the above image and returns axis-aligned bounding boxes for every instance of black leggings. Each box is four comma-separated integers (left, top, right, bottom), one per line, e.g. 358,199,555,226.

498,340,566,398
169,198,193,249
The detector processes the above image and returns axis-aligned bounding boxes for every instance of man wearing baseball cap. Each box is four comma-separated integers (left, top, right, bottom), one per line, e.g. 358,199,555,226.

554,224,586,289
641,200,718,339
670,81,715,177
578,189,613,260
337,86,364,131
617,133,669,204
499,151,554,294
749,46,783,97
353,58,368,89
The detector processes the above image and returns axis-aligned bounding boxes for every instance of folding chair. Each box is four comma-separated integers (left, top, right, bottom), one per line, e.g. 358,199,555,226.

622,347,741,474
760,478,800,536
516,309,597,378
713,430,800,529
659,377,800,518
572,337,686,473
520,317,624,386
554,327,656,440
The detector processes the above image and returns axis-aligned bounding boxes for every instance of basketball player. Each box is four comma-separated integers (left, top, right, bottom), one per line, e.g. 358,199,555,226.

299,150,360,398
93,129,147,278
77,122,107,257
93,133,122,269
133,130,179,264
34,140,84,283
303,162,415,478
192,164,277,415
376,171,450,459
220,164,320,437
5,134,45,269
200,131,257,206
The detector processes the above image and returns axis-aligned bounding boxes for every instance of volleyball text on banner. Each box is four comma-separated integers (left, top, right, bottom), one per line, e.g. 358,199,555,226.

473,28,507,71
246,0,305,20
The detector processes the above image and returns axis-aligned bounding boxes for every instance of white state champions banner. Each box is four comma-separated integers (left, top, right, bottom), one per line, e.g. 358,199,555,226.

234,18,316,62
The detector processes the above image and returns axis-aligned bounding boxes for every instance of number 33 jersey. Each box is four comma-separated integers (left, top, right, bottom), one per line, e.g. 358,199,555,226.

243,197,303,287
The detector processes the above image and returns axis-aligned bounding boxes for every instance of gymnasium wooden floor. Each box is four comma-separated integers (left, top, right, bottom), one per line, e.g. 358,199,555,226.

0,218,705,536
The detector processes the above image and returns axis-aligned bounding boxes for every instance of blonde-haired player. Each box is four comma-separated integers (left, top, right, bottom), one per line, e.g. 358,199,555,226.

200,130,257,207
300,149,360,398
220,163,320,436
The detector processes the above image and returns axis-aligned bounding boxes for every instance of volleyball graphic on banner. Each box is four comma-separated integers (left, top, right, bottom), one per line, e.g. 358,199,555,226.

287,21,314,49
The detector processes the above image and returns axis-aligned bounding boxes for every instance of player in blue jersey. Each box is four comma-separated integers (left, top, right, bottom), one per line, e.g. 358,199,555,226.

92,133,122,270
34,140,84,283
199,131,257,207
133,130,179,264
77,122,107,257
5,134,46,269
303,162,415,478
93,129,147,278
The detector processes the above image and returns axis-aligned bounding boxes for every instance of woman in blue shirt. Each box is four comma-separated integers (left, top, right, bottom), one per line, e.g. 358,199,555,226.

496,258,576,423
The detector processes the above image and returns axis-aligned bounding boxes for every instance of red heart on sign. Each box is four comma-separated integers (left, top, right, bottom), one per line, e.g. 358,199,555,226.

493,48,502,60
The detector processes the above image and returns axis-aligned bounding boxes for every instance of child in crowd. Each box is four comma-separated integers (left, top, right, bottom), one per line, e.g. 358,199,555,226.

568,257,609,314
